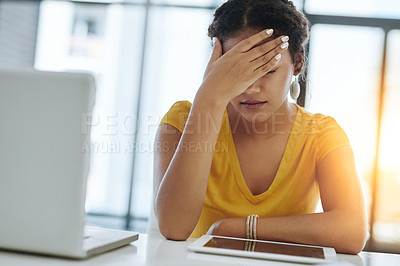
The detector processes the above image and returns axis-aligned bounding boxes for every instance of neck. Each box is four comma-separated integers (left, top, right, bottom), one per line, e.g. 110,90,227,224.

227,100,297,140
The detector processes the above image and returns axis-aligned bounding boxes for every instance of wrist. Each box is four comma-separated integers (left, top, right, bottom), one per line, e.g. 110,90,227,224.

207,218,246,238
195,84,230,112
246,214,259,240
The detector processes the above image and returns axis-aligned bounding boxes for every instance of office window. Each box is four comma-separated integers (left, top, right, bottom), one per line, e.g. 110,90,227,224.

305,0,400,19
130,6,213,218
35,1,146,228
151,0,223,6
305,17,400,252
34,0,219,231
0,0,39,67
374,30,400,244
151,0,303,9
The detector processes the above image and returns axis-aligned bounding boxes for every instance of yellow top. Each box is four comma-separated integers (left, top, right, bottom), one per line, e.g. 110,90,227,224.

160,101,350,238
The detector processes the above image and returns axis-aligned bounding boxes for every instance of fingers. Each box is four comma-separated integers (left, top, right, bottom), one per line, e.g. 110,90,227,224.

249,35,289,62
251,38,289,72
252,40,289,77
210,37,222,63
203,37,222,81
234,28,274,52
253,52,282,77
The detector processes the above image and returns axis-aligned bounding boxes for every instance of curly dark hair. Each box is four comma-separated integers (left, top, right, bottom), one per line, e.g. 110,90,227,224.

208,0,310,67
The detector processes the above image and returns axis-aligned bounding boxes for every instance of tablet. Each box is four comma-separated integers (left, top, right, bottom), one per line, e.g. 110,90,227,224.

188,235,337,264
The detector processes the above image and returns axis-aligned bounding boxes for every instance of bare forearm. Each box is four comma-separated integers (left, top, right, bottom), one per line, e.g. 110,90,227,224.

258,211,366,254
155,91,227,240
210,212,367,254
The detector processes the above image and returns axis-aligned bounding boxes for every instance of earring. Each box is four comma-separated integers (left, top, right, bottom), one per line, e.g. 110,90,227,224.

290,76,300,101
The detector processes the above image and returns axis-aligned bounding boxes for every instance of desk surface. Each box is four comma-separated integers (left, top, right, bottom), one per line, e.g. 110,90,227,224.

0,233,399,266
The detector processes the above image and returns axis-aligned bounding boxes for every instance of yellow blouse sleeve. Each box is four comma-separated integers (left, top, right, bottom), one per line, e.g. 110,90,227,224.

316,116,351,165
160,101,192,133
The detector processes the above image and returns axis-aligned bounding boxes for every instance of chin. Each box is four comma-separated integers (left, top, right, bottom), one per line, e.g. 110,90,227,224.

240,110,273,124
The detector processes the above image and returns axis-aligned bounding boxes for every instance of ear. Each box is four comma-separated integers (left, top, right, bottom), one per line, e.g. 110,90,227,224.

293,53,305,76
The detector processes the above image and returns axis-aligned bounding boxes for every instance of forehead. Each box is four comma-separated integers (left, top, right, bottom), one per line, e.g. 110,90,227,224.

222,28,292,66
222,28,274,54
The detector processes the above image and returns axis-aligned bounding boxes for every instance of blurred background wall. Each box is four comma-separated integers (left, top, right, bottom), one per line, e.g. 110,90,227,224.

0,0,39,66
0,0,399,253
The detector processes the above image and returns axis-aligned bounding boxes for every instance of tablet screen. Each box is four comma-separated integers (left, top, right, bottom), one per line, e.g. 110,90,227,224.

204,237,325,259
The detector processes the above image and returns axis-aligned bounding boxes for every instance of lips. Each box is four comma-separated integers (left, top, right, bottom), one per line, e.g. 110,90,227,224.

241,100,267,104
240,100,267,109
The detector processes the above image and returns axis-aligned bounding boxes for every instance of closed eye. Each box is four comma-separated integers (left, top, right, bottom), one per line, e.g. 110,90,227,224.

264,69,277,76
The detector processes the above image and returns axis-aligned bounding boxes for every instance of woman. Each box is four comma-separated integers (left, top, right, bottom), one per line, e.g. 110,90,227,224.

153,0,367,254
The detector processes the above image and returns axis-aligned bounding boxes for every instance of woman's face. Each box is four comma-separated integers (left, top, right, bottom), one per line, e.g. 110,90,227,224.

223,28,295,124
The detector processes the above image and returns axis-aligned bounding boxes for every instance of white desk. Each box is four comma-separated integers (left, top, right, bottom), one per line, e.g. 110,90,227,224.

0,233,399,266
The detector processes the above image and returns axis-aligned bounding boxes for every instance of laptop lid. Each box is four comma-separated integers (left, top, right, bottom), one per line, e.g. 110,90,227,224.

0,67,95,257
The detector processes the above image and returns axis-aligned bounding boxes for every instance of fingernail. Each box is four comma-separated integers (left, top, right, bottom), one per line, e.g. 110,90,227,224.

266,29,273,35
281,36,289,42
280,42,289,49
274,54,281,60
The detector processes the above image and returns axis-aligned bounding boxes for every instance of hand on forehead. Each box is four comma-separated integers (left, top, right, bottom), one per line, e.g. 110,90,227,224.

222,29,282,54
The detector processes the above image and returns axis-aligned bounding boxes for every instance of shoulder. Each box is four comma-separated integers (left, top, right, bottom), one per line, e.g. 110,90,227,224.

164,101,192,116
160,101,192,133
296,105,350,163
296,105,345,134
171,100,192,109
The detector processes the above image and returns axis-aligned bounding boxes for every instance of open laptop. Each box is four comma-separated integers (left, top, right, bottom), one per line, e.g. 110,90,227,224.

0,67,138,259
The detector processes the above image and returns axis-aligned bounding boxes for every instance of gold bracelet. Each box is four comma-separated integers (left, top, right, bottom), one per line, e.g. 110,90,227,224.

246,215,251,239
246,214,259,240
249,214,254,239
253,214,259,240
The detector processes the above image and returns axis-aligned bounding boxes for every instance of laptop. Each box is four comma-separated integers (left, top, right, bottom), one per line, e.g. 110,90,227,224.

0,67,138,259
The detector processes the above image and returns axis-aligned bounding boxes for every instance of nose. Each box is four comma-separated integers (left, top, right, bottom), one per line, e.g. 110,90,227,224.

244,84,261,95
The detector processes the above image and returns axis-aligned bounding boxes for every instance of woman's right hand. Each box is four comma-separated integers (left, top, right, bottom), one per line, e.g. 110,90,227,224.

200,29,289,106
